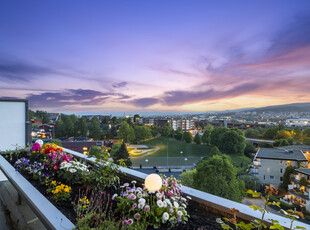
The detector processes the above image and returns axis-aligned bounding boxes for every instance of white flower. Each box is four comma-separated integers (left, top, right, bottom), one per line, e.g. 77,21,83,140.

177,210,183,217
173,201,179,208
181,197,187,202
138,198,146,204
131,180,137,184
138,203,144,209
156,192,162,198
124,183,129,187
165,199,172,207
157,200,164,208
136,187,143,192
186,196,192,200
112,194,118,200
182,203,187,208
69,168,77,173
35,139,43,147
137,192,142,198
162,212,169,221
162,201,167,208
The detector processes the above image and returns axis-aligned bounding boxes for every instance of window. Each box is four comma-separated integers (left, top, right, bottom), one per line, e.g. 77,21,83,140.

83,147,88,150
280,169,283,173
267,168,270,172
280,177,283,182
270,176,275,180
264,175,266,180
280,160,284,164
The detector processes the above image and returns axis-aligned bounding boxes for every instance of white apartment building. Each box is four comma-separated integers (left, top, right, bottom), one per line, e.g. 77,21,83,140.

285,118,310,127
170,119,195,131
251,146,309,189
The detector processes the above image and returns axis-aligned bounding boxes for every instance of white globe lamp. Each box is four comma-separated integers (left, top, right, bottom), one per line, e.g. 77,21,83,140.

145,174,162,192
35,139,44,147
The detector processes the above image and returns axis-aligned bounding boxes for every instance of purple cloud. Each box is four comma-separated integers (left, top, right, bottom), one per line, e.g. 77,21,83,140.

130,98,160,107
112,81,128,88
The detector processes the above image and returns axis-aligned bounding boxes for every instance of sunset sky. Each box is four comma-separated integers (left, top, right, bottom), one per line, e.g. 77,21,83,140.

1,0,310,113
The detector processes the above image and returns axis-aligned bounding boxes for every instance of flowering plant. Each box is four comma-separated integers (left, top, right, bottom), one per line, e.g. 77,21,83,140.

115,175,190,229
57,160,89,184
46,180,72,202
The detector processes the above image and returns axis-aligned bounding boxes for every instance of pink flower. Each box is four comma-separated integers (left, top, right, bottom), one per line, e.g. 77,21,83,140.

128,193,136,200
132,203,137,209
144,205,150,212
128,219,133,225
122,220,128,226
31,143,41,151
134,213,140,219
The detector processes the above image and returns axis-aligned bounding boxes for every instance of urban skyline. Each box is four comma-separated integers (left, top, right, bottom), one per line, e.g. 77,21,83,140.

1,1,310,113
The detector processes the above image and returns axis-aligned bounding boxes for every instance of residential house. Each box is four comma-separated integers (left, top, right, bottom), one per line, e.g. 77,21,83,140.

250,147,309,189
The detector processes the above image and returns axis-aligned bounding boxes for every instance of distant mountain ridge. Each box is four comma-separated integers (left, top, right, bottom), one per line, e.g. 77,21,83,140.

246,102,310,113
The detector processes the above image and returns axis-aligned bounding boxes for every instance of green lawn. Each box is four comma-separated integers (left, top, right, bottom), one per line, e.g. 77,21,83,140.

130,137,252,167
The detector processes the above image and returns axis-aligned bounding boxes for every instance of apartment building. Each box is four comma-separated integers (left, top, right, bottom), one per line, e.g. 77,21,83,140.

170,119,195,131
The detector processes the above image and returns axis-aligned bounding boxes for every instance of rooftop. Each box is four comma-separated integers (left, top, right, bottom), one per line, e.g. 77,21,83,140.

278,145,310,153
256,148,308,161
295,168,310,176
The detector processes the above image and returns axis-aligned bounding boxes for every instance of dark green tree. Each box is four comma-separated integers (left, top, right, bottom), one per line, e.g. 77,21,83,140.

193,154,244,202
183,131,192,143
133,114,140,123
78,117,88,137
303,128,310,137
281,166,297,191
150,125,160,137
175,127,183,141
262,126,278,139
134,126,152,143
110,142,122,157
210,146,221,156
89,117,101,140
61,115,75,137
244,128,259,138
299,177,308,188
194,133,202,144
160,123,174,137
118,121,135,143
113,142,132,166
210,127,229,147
202,124,214,144
55,119,65,138
244,142,256,157
42,113,50,124
303,137,310,145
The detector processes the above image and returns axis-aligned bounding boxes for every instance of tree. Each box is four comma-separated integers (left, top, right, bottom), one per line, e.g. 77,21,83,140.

299,177,308,188
210,146,221,156
303,128,310,137
194,133,202,144
110,142,122,157
55,119,65,138
179,169,196,187
160,123,174,137
42,113,50,124
244,142,256,157
193,154,244,202
275,130,292,140
118,122,135,143
202,124,213,144
61,114,75,137
133,114,140,123
303,137,310,145
89,146,107,159
244,128,259,138
280,166,297,191
175,127,183,141
89,117,101,140
211,128,246,155
273,139,289,147
76,117,88,137
113,142,132,166
134,126,152,143
263,127,279,139
150,125,160,137
239,175,260,191
183,132,192,143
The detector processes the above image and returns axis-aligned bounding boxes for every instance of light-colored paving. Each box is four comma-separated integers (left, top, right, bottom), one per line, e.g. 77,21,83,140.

242,197,281,215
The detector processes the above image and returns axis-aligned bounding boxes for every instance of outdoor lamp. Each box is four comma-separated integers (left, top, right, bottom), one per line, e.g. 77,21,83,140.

35,139,43,147
145,173,162,191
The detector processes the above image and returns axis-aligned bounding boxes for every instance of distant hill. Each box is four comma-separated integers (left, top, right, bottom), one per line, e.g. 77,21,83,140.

248,103,310,113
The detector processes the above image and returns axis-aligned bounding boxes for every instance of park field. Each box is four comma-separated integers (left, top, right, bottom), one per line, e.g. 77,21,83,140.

129,137,252,168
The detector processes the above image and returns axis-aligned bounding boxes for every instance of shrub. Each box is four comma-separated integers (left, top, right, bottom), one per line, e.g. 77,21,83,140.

179,169,196,187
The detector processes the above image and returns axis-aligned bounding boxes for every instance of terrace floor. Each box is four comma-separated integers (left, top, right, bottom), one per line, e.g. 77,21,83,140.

0,198,11,230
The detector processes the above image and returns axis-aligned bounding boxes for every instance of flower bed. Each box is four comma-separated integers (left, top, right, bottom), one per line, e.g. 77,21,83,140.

1,141,224,229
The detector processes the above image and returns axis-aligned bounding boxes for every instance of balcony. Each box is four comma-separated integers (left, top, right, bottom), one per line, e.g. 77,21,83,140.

249,168,259,174
252,161,261,167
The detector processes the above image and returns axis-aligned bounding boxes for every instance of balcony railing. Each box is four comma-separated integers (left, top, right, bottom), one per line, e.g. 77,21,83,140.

252,161,261,166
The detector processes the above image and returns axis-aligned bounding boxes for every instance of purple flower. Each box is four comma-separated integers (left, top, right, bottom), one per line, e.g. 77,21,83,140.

31,143,41,151
134,213,140,219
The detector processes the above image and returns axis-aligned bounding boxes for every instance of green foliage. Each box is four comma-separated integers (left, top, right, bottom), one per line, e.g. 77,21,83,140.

110,143,122,157
118,121,135,143
183,132,192,143
281,166,297,191
194,133,202,144
193,154,244,202
89,146,109,160
302,137,310,145
175,127,183,141
258,142,273,148
202,124,213,144
112,142,132,166
89,117,101,140
160,123,174,137
49,139,62,146
61,114,75,137
245,128,260,138
77,117,88,137
133,114,140,122
42,113,50,124
179,169,196,187
210,146,221,156
299,177,308,187
263,126,279,139
273,139,289,147
134,126,152,143
303,128,310,137
244,142,256,157
55,119,66,138
275,130,292,140
150,125,160,137
239,175,260,191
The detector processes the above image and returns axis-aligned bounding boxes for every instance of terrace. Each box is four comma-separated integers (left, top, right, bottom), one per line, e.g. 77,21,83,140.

1,99,310,229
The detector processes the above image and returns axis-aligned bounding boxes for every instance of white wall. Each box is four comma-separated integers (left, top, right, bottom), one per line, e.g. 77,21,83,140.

0,101,26,151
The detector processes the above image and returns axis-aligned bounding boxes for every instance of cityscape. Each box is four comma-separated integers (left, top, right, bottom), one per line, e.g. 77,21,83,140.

1,1,310,229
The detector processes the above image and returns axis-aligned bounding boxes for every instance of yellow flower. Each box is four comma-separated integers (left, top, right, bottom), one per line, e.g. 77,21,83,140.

83,205,86,209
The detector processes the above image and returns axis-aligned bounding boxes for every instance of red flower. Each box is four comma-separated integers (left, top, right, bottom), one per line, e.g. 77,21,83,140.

52,164,59,171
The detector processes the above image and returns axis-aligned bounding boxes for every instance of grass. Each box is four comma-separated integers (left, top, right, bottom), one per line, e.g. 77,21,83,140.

129,137,252,167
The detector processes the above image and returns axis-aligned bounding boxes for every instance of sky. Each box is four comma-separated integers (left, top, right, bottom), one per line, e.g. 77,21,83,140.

1,0,310,113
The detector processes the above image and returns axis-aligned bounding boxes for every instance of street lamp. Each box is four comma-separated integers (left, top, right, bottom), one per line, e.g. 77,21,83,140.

145,159,149,162
180,151,183,154
145,174,162,191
